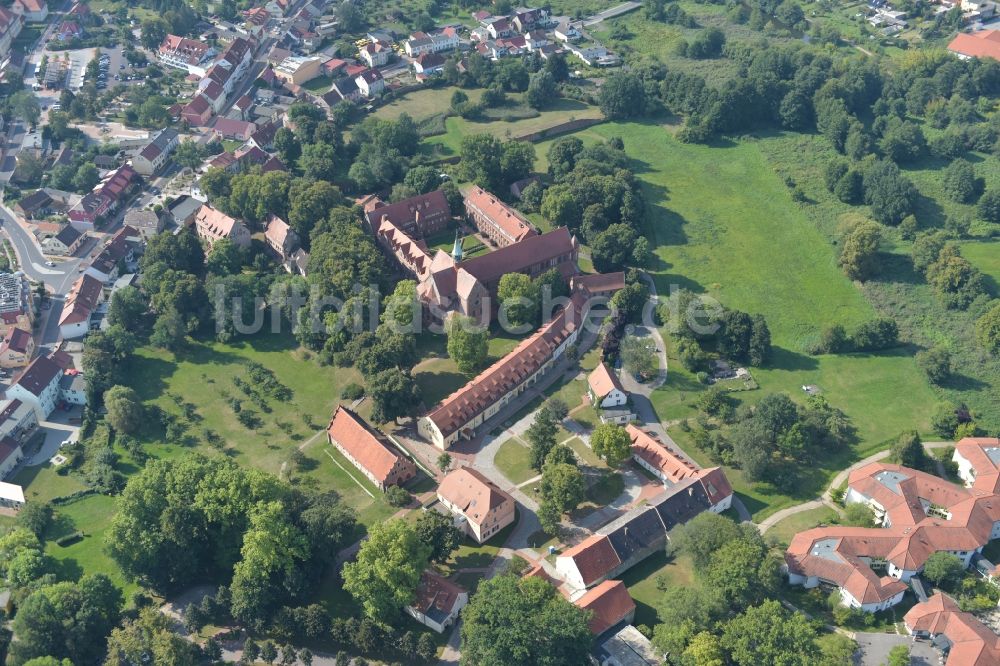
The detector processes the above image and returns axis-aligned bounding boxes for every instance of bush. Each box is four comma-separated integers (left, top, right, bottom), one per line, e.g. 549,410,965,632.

55,531,85,547
385,485,410,507
341,383,364,400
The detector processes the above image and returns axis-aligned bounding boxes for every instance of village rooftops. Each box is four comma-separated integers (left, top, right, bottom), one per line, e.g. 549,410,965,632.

559,534,622,587
53,224,82,248
454,226,577,287
2,328,32,355
365,190,450,236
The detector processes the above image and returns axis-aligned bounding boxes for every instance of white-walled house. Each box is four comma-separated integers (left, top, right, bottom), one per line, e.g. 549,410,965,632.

588,362,628,408
6,356,63,419
405,571,468,633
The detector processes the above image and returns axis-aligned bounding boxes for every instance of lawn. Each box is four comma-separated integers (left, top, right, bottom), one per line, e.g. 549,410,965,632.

619,550,696,628
374,86,482,121
413,328,522,405
766,506,842,548
494,437,536,485
962,240,1000,293
44,494,140,598
12,464,89,504
302,75,332,93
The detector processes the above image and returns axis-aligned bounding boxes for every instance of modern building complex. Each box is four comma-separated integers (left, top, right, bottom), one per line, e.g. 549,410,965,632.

786,438,1000,612
326,405,416,491
436,467,516,543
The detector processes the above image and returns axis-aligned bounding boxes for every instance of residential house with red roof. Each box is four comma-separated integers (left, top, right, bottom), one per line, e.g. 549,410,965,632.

67,164,138,230
355,68,385,97
948,29,1000,60
192,204,250,249
588,362,627,408
211,117,256,141
7,355,63,419
786,445,1000,612
437,467,516,542
463,186,537,248
181,94,213,126
60,273,104,339
360,41,391,67
132,128,179,176
405,571,468,633
158,34,215,76
404,27,459,57
327,405,416,491
574,580,636,636
0,328,33,368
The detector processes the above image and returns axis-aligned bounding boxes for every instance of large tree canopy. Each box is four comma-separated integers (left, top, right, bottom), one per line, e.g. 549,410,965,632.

460,574,591,666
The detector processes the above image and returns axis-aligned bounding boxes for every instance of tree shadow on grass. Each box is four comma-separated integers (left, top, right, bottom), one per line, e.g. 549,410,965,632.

415,370,469,405
872,251,924,286
911,190,947,230
766,346,819,373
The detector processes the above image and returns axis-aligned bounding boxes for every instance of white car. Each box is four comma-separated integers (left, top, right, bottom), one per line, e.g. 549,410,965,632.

45,261,56,267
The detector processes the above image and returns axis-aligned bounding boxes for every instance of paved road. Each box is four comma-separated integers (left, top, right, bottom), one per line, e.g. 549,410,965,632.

582,1,642,26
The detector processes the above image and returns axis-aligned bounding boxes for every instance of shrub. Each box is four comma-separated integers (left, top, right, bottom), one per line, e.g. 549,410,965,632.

385,485,410,507
341,383,364,400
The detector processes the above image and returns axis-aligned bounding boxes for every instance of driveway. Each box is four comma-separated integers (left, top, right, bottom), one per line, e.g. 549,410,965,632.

852,633,937,666
28,406,83,465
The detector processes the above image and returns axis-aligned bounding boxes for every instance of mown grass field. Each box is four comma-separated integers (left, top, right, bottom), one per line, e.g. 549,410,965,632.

412,328,523,405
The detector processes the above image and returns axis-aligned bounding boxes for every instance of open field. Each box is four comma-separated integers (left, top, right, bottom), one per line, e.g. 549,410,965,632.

374,86,483,121
13,464,89,503
531,121,942,518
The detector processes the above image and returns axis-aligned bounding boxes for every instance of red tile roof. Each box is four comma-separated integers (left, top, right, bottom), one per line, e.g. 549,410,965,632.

2,328,32,354
409,570,466,617
588,362,624,400
559,534,621,587
425,296,585,438
365,190,450,236
787,453,1000,605
905,593,1000,666
437,467,513,527
627,424,698,484
327,406,410,486
464,185,536,244
948,30,1000,60
59,274,103,326
574,580,636,635
954,437,1000,493
12,355,61,397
